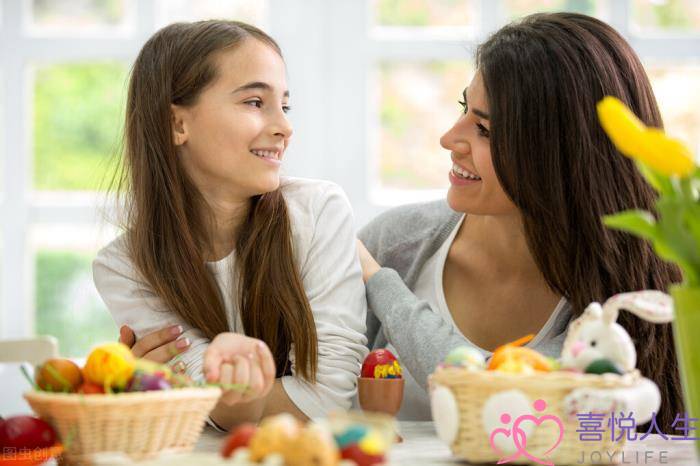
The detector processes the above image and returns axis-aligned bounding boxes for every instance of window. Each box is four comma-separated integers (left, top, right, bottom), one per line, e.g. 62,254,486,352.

0,0,274,355
27,0,134,36
1,0,699,352
33,61,127,191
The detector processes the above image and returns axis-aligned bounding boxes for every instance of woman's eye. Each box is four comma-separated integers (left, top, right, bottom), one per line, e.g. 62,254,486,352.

282,105,291,114
245,99,263,108
476,123,490,138
458,100,467,114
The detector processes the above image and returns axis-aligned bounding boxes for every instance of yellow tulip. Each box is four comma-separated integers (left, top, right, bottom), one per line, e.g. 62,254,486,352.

596,96,695,177
597,96,646,158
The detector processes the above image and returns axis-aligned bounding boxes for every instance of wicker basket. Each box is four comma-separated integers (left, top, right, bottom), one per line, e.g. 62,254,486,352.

430,368,641,465
24,387,221,465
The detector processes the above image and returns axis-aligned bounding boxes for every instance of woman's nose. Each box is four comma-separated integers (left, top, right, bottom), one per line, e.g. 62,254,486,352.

440,121,469,153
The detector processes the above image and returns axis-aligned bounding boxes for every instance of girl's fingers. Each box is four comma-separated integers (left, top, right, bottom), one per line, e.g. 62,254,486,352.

232,355,250,387
256,342,276,395
220,361,243,406
204,347,224,382
240,355,264,403
220,362,235,385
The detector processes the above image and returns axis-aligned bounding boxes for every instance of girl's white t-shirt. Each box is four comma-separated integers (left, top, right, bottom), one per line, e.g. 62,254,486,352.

388,214,568,420
93,177,369,420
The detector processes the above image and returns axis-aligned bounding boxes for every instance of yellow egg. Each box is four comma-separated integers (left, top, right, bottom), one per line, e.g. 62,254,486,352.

84,342,136,391
284,424,339,466
358,429,387,456
248,414,301,461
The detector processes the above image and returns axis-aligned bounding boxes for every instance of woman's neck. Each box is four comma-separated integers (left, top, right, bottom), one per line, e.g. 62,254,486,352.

453,213,541,282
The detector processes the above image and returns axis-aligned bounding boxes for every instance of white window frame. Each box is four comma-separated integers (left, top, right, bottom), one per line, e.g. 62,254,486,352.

2,0,699,340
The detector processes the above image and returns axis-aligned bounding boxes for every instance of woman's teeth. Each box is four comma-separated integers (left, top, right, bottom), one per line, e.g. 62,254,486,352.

251,149,279,159
452,163,481,180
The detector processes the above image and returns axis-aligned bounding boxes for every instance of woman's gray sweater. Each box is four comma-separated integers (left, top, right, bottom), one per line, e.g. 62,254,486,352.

358,199,573,391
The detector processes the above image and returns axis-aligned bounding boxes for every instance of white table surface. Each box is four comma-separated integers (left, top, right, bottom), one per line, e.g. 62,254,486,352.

3,363,697,466
192,422,698,465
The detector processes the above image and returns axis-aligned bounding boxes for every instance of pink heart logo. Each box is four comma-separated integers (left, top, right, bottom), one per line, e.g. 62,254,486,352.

489,427,528,464
512,414,564,465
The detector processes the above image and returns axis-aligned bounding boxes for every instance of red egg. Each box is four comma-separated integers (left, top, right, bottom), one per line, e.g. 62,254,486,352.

221,423,257,458
78,381,105,394
0,416,56,450
361,349,400,379
340,444,385,466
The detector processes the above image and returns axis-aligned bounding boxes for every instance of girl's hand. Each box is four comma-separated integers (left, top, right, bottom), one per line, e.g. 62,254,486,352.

357,239,381,283
119,325,190,370
204,333,276,406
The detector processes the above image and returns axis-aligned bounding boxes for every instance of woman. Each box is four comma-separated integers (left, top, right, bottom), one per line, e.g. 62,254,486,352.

93,20,368,430
357,12,683,430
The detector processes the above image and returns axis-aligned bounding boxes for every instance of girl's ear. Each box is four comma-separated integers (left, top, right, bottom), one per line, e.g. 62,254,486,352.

170,104,189,146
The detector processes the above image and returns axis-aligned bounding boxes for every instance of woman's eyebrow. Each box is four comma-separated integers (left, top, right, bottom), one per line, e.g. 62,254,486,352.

463,87,489,120
232,81,290,97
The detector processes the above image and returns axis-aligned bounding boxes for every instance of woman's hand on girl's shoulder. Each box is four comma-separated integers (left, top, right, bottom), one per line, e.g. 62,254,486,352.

357,239,381,283
204,333,276,406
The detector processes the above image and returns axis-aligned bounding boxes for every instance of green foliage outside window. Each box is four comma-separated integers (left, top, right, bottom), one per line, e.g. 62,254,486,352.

33,62,126,191
35,250,115,357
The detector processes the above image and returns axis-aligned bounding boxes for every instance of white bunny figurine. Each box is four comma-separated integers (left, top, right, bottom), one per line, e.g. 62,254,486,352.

560,290,674,373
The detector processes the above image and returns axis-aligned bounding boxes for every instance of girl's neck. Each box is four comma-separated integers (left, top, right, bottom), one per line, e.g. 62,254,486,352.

453,213,541,281
203,194,251,262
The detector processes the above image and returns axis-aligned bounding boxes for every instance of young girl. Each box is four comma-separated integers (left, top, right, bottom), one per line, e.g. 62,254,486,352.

92,20,368,429
358,12,683,430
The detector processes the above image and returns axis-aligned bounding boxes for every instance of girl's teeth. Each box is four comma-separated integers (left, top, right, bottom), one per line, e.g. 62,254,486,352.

252,150,277,159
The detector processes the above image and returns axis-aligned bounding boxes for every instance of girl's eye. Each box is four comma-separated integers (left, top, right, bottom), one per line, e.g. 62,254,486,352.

245,99,263,108
476,123,490,138
458,100,467,114
282,105,291,114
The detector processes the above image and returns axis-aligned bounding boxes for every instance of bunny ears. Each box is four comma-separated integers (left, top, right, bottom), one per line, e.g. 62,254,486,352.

600,290,674,325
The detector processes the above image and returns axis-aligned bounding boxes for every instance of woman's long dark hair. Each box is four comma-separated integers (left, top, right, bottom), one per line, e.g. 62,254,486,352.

117,20,317,380
477,12,683,431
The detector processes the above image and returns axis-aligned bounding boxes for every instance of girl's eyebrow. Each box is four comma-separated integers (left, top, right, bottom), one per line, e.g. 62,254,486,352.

232,81,290,98
463,86,490,120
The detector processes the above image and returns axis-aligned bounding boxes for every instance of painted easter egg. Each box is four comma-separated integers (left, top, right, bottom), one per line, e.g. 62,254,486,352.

284,423,339,466
221,424,257,458
340,444,385,466
444,346,486,370
334,424,368,449
35,358,83,392
585,358,624,375
361,349,402,379
83,342,135,391
248,414,301,461
0,416,56,450
126,373,171,392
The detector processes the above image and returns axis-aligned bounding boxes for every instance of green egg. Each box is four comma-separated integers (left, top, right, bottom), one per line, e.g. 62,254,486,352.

584,358,624,375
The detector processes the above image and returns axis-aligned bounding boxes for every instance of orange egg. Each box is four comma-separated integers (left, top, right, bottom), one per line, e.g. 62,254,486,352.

488,335,553,372
35,358,83,392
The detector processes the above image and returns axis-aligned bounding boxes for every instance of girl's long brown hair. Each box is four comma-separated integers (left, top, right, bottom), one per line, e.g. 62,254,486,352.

477,13,683,431
117,20,317,380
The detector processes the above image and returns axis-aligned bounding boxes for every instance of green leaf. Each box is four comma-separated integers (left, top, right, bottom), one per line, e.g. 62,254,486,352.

603,210,658,241
636,161,674,196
